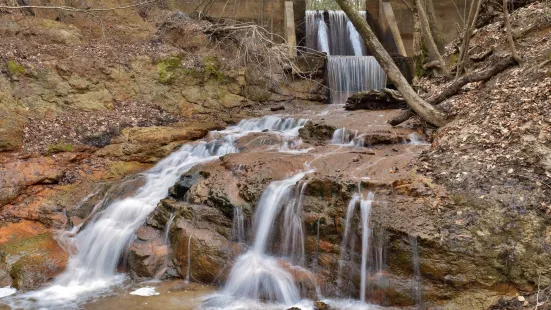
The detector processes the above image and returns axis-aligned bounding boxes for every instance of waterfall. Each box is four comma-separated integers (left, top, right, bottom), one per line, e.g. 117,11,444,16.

411,235,423,309
163,213,175,244
317,20,331,55
185,235,192,283
8,115,309,309
305,10,387,104
348,20,364,56
232,206,246,244
205,170,313,307
281,182,308,266
337,193,361,291
331,128,364,147
327,56,387,105
360,193,374,303
305,10,368,56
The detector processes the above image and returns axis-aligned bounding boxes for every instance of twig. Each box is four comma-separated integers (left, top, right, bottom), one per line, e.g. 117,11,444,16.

0,0,159,12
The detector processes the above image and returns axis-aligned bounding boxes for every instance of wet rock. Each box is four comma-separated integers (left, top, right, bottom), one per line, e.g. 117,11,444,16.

127,227,168,278
170,172,204,200
0,230,68,290
314,301,329,310
96,123,219,162
299,122,334,142
0,268,13,287
344,89,408,111
0,157,65,207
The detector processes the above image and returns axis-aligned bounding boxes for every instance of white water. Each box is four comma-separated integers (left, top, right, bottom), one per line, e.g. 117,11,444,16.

281,182,308,266
411,235,423,309
306,10,367,56
129,286,159,296
327,56,387,105
360,193,374,303
317,20,331,55
205,170,313,307
232,206,246,244
305,10,387,104
164,213,175,244
6,115,309,309
0,287,16,299
185,235,192,283
331,128,363,147
337,193,361,290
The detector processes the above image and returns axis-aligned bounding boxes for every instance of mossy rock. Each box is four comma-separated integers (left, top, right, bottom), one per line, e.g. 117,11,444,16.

45,143,73,155
6,60,25,77
157,56,182,84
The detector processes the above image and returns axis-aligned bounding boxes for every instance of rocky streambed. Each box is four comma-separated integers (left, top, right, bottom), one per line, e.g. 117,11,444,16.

0,106,544,309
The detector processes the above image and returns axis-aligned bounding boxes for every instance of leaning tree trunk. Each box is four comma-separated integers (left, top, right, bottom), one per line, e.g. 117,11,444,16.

335,0,448,127
503,0,521,63
456,0,483,77
415,0,449,75
425,0,445,53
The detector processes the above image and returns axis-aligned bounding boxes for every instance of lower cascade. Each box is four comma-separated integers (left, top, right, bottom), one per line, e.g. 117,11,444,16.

5,115,309,309
205,171,311,307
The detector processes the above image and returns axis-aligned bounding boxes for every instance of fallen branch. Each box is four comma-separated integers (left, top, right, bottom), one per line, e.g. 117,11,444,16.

389,56,516,126
0,0,159,12
427,55,516,105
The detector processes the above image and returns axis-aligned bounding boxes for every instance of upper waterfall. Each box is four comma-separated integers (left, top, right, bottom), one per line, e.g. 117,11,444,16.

305,10,387,104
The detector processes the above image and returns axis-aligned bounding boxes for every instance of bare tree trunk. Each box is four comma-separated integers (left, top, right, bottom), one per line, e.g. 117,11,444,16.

503,0,521,63
415,0,449,75
335,0,448,127
456,0,482,78
425,0,445,53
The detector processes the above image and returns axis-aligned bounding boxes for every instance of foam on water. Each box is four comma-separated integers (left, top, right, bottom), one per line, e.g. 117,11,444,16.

0,287,16,299
130,287,159,296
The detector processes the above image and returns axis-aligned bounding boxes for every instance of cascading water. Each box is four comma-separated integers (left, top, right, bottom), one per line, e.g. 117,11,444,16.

410,235,423,309
6,115,309,309
317,19,331,55
337,191,375,303
306,10,368,56
185,235,192,283
164,213,175,244
232,206,246,244
305,10,387,104
205,170,312,307
327,56,387,105
331,127,364,147
281,182,308,266
360,193,374,303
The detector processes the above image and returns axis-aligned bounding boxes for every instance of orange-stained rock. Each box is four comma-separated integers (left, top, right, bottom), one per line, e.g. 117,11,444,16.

0,226,68,290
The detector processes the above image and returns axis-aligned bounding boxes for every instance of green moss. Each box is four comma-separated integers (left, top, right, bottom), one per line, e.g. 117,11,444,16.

1,233,51,256
449,52,459,67
201,56,225,82
45,143,73,155
414,44,430,77
157,56,182,84
7,60,25,76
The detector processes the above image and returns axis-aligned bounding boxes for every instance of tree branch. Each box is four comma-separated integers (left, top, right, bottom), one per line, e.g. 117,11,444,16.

503,0,522,64
0,0,159,13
